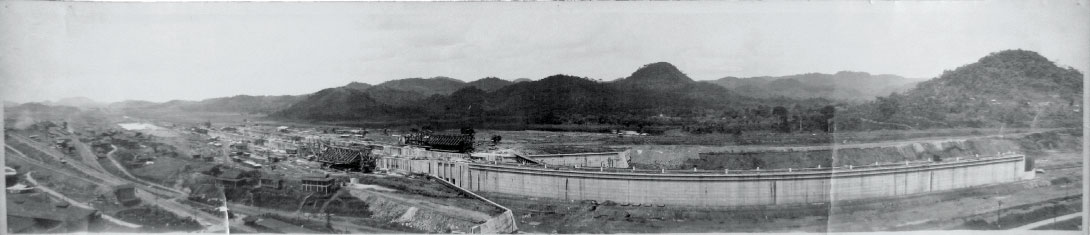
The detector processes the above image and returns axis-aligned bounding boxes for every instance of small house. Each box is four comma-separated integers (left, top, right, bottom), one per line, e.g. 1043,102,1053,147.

113,184,139,206
259,174,284,190
301,174,337,194
216,168,247,189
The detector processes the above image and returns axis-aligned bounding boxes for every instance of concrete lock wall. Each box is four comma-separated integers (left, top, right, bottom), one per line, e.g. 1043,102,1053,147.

528,152,630,168
382,155,1030,207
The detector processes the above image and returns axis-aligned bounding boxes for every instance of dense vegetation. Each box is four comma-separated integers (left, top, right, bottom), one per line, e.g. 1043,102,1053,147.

272,62,843,134
834,50,1083,131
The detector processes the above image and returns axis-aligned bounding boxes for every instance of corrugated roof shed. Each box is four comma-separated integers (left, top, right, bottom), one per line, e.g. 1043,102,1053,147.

426,134,472,146
315,146,367,164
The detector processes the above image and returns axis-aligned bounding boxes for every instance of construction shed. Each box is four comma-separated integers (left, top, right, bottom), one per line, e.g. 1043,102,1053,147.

402,133,475,153
315,145,375,172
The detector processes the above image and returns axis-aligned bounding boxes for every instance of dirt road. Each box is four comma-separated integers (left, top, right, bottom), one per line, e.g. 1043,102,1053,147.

103,144,187,195
69,136,109,173
6,145,99,184
9,135,129,186
24,171,143,229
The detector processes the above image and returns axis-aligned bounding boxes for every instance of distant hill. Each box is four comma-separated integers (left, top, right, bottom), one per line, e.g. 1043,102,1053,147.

107,100,159,111
55,97,107,109
371,77,468,96
838,49,1083,130
178,95,305,114
273,87,424,121
106,50,1082,133
466,77,515,92
613,62,694,90
709,71,920,102
273,62,797,129
110,95,304,114
3,102,82,129
344,82,373,91
358,86,428,107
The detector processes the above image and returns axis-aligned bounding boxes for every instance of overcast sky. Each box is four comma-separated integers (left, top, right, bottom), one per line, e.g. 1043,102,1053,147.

2,1,1087,103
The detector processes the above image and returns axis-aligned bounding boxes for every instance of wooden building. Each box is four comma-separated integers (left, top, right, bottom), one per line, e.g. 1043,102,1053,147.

314,145,375,172
301,174,337,194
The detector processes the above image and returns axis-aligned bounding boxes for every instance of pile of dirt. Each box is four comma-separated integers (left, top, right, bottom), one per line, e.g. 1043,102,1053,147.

1016,129,1083,153
351,190,482,233
488,192,832,233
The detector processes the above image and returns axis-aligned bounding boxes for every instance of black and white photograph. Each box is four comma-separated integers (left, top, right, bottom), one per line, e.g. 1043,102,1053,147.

1,0,1087,233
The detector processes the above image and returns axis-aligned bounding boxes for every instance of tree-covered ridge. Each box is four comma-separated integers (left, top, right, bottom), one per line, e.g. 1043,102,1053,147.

273,62,840,133
837,49,1083,130
371,76,468,96
466,77,515,92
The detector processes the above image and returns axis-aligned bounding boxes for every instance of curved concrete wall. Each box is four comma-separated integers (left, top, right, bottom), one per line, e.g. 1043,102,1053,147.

378,155,1029,207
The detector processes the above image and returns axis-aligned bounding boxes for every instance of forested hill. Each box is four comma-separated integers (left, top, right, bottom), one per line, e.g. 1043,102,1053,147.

836,49,1083,130
710,71,920,102
272,61,833,132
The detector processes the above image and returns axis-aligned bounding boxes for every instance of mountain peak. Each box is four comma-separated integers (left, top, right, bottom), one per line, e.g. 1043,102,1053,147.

977,49,1052,65
627,62,693,83
344,82,372,91
930,49,1081,97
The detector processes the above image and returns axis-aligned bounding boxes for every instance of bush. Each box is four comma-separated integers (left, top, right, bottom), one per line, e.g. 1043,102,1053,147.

1050,177,1074,185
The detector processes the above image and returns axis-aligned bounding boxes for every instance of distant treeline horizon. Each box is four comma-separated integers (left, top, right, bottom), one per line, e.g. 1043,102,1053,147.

7,49,1082,134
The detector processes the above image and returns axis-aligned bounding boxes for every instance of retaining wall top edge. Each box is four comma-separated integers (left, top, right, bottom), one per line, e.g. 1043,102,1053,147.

458,155,1023,178
526,152,622,158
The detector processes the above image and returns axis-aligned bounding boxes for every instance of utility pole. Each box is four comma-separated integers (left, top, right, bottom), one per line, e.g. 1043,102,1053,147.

996,200,1003,229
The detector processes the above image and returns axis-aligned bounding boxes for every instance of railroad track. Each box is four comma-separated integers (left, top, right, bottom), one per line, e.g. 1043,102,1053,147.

68,135,109,174
1040,165,1081,170
7,134,253,232
8,135,129,186
6,145,103,186
13,135,186,197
